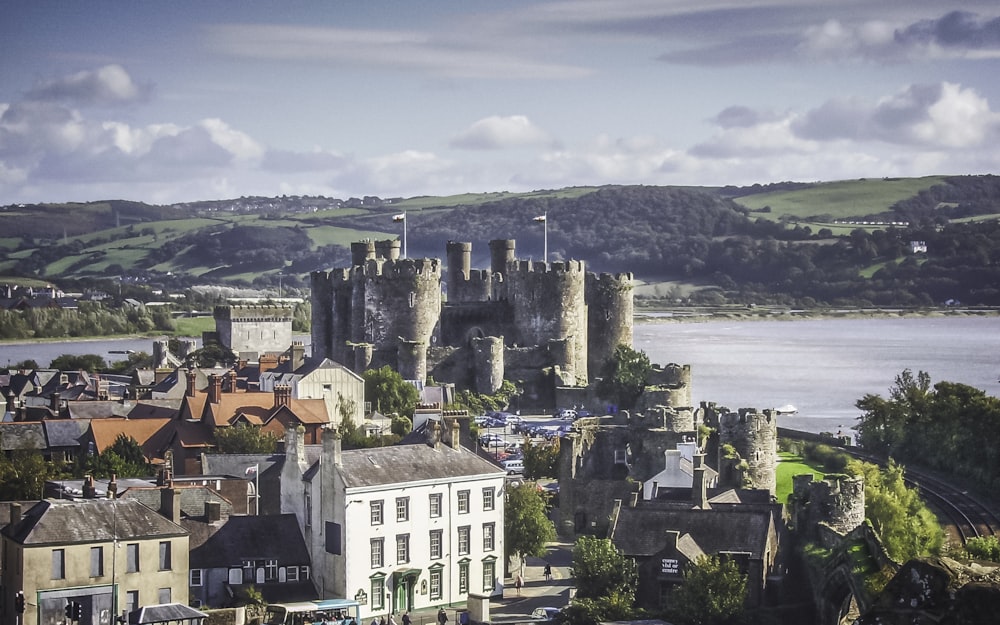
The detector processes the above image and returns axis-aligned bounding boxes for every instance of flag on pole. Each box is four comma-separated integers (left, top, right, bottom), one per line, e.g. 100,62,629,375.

533,215,546,222
392,213,406,222
245,465,258,477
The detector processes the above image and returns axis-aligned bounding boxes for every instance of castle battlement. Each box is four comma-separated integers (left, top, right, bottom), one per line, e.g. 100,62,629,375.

511,259,586,274
587,271,635,284
213,304,293,321
363,257,442,278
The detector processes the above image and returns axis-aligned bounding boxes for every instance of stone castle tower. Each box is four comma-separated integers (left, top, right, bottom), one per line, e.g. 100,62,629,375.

310,239,633,398
716,407,778,495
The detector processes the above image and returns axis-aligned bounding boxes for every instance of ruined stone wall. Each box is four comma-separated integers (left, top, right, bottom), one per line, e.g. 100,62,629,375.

439,301,511,347
472,336,504,394
792,474,866,538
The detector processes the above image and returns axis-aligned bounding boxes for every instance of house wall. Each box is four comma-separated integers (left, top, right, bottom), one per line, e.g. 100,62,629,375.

335,474,507,619
295,367,366,428
5,536,188,625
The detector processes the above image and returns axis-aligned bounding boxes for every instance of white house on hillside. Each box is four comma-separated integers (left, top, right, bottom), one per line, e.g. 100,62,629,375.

280,421,506,618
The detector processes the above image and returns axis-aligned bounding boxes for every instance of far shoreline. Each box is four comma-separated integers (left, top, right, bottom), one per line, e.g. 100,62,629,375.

635,305,1000,323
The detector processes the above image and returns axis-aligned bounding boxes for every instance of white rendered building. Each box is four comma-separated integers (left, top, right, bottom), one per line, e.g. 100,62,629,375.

280,420,506,618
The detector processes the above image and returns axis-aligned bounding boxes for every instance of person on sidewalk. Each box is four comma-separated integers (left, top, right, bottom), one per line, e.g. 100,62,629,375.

402,613,411,625
543,563,552,581
515,573,523,596
438,608,448,625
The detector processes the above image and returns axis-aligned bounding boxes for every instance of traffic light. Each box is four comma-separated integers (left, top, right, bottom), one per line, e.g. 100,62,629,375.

15,591,24,613
73,600,84,621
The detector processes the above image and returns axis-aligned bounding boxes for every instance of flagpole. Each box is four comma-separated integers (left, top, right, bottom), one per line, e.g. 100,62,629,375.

543,211,548,263
403,211,407,259
255,463,260,515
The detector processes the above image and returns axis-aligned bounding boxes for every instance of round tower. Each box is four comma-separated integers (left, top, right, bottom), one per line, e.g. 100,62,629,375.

362,257,442,352
489,239,516,276
351,240,376,266
718,408,778,494
472,335,505,394
446,241,474,302
374,239,401,261
586,272,634,377
397,339,428,383
507,260,588,383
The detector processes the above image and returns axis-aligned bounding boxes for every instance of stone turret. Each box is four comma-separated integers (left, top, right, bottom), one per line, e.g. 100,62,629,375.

719,408,778,494
586,271,634,377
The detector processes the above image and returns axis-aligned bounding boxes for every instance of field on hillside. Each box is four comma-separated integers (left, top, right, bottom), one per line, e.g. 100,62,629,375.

734,177,946,220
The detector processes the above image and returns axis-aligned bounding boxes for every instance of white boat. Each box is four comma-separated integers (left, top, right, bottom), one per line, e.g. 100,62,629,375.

776,404,798,415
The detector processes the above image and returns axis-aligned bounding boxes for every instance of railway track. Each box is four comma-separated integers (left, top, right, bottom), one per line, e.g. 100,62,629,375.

843,448,1000,545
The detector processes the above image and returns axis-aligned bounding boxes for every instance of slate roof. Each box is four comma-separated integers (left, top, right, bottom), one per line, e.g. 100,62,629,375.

2,498,187,545
120,484,232,521
339,442,505,489
43,419,89,447
201,452,290,478
67,401,132,419
0,422,47,450
610,502,778,559
189,513,309,568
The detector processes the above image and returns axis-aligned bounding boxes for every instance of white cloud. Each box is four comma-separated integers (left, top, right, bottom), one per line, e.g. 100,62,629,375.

26,64,148,106
450,116,554,150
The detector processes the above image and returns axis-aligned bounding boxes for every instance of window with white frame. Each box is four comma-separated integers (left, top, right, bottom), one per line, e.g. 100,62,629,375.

459,561,469,594
429,492,442,518
396,534,410,564
396,497,409,522
457,490,470,514
483,523,495,552
159,541,172,571
371,538,384,568
90,546,104,577
483,560,495,592
430,568,443,600
372,576,385,610
483,487,495,511
458,525,470,555
190,569,203,586
430,529,443,559
371,500,384,525
286,566,299,582
126,543,139,573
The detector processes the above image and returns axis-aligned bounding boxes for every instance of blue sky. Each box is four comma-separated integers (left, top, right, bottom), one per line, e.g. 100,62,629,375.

2,1,999,204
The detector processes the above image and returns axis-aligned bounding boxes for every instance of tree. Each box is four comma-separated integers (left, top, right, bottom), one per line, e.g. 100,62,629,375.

572,535,638,600
214,424,280,454
50,353,108,371
595,345,651,411
364,365,420,418
0,447,67,499
664,555,747,625
86,434,150,478
185,343,237,368
523,438,560,479
851,458,943,562
10,359,38,369
505,483,556,566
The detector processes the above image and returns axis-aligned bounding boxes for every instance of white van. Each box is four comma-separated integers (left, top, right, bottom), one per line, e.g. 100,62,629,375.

502,459,524,475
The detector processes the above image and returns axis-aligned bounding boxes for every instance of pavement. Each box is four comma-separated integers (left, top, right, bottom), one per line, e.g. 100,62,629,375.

402,540,575,625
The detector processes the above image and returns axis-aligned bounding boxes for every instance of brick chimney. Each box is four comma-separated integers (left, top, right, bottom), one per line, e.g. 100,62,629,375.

83,475,97,499
107,474,118,498
449,418,461,450
161,485,181,523
291,341,305,371
9,502,22,527
208,374,222,404
205,500,222,522
274,384,291,409
226,370,237,393
692,453,710,510
186,369,197,398
426,419,442,450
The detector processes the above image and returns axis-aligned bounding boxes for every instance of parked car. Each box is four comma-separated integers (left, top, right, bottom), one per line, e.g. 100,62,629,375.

474,414,491,426
479,433,504,447
502,459,524,475
531,607,561,621
555,408,577,420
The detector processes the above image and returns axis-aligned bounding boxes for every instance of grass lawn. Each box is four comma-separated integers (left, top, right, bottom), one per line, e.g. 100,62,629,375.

776,450,826,504
172,316,215,337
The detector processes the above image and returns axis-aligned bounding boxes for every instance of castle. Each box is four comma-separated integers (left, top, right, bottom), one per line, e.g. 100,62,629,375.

310,239,633,404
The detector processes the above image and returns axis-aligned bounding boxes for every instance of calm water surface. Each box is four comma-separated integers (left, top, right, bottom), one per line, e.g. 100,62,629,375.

3,318,998,435
635,316,1000,435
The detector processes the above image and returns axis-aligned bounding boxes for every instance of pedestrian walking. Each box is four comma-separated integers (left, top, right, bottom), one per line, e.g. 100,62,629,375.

543,563,552,581
389,613,397,625
438,608,448,625
515,573,523,596
402,612,411,625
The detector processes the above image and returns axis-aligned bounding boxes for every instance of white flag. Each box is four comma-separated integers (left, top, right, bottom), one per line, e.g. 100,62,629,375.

392,213,406,222
533,215,546,222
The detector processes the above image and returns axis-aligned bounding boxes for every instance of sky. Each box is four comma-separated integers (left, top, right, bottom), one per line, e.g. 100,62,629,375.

2,1,1000,205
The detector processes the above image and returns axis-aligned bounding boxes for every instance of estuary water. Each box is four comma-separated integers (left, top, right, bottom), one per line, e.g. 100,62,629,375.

634,315,1000,435
2,316,998,435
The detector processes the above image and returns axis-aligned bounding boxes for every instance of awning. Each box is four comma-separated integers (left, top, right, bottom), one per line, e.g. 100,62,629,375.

128,602,207,624
392,568,422,583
